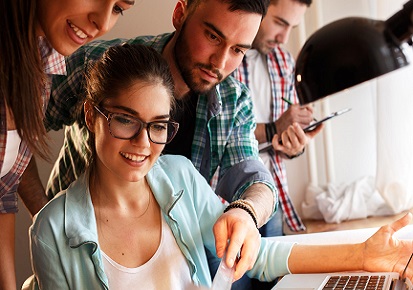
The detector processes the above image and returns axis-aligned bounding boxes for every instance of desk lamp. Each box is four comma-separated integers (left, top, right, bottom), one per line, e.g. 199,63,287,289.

295,0,413,104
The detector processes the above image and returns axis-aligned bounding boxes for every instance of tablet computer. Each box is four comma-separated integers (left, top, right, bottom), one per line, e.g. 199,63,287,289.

259,108,351,153
303,107,351,132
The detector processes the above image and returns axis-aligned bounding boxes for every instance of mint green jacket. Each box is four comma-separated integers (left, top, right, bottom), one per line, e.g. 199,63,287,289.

30,155,293,289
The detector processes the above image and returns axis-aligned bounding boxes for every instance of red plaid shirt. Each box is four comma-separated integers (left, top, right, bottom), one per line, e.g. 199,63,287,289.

0,37,66,213
232,46,306,232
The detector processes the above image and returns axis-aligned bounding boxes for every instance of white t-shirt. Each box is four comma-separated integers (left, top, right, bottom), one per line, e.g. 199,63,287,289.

245,49,272,123
0,130,21,178
245,49,273,169
102,216,193,289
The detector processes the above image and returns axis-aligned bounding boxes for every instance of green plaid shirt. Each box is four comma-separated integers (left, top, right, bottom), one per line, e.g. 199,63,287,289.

45,33,276,205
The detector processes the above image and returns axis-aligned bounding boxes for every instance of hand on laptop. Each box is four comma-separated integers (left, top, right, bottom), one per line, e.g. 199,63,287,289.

363,212,413,280
287,213,413,280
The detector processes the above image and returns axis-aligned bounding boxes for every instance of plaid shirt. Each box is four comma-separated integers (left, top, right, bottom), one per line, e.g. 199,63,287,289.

45,33,277,209
0,37,66,213
232,46,306,232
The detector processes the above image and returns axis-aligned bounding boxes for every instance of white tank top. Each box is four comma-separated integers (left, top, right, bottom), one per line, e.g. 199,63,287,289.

1,130,21,178
101,215,193,289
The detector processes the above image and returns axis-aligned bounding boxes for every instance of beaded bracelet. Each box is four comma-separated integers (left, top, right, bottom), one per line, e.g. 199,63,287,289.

224,200,258,228
235,199,257,219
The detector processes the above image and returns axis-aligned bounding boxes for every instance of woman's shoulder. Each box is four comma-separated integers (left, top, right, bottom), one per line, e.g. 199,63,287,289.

156,154,194,169
149,155,200,185
37,191,66,217
31,192,67,235
32,175,89,233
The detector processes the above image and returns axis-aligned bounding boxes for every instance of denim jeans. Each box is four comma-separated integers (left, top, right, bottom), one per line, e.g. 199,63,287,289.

259,207,284,237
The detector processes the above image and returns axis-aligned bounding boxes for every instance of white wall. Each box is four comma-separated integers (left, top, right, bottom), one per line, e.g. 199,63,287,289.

15,0,410,287
283,0,408,219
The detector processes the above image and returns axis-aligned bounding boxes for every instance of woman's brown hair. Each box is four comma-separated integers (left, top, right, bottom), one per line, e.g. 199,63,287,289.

0,0,50,159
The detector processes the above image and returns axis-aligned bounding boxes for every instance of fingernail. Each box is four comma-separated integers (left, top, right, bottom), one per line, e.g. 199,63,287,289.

228,257,234,268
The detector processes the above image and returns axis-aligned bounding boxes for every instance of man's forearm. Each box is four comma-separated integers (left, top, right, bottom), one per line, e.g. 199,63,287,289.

18,157,49,217
255,123,267,144
240,183,275,227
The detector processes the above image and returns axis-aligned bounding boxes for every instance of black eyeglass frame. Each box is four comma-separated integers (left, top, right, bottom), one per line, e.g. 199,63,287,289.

94,106,179,144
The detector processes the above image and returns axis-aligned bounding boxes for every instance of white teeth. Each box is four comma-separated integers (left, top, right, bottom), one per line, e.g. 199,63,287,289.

68,22,88,39
121,152,146,162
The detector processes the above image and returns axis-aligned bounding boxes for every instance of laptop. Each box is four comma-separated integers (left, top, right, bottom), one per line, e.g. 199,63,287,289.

272,272,412,290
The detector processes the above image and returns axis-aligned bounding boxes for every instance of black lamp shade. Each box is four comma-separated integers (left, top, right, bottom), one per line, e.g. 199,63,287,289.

295,17,409,104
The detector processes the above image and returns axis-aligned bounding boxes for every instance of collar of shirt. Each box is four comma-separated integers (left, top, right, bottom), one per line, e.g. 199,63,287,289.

38,36,67,76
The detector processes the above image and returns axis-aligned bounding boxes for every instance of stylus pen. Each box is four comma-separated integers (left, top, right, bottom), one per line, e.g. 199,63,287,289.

282,97,294,105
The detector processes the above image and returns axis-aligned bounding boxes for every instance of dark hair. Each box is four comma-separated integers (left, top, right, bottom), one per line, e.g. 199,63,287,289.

84,43,175,164
295,0,312,6
86,43,175,107
0,0,49,159
271,0,312,7
187,0,270,18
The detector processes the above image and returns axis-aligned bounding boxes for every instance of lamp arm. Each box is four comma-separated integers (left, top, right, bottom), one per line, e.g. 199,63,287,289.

385,0,413,44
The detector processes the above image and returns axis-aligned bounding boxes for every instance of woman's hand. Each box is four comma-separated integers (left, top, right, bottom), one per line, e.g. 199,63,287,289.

362,213,413,279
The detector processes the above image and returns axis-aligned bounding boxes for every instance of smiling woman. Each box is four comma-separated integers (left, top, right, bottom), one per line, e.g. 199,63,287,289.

35,0,135,55
0,0,134,289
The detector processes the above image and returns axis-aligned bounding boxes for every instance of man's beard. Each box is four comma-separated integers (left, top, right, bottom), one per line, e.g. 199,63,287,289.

173,24,224,95
252,31,279,55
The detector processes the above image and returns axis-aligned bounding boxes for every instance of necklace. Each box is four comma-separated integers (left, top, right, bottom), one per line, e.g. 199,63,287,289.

91,176,152,220
134,184,151,219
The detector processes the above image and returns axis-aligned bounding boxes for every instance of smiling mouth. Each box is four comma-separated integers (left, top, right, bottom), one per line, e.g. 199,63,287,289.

68,21,88,39
120,152,147,162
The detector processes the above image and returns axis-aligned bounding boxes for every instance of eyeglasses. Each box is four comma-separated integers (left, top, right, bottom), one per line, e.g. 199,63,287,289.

94,106,179,144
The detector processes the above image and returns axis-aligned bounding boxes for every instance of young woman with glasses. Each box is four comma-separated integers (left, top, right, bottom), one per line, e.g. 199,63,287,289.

29,43,413,290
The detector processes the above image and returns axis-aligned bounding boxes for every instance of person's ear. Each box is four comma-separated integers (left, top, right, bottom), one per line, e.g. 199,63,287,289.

84,101,95,133
172,0,187,30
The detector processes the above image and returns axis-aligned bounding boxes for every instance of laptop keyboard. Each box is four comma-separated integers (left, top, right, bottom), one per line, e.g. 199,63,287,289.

322,275,386,290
